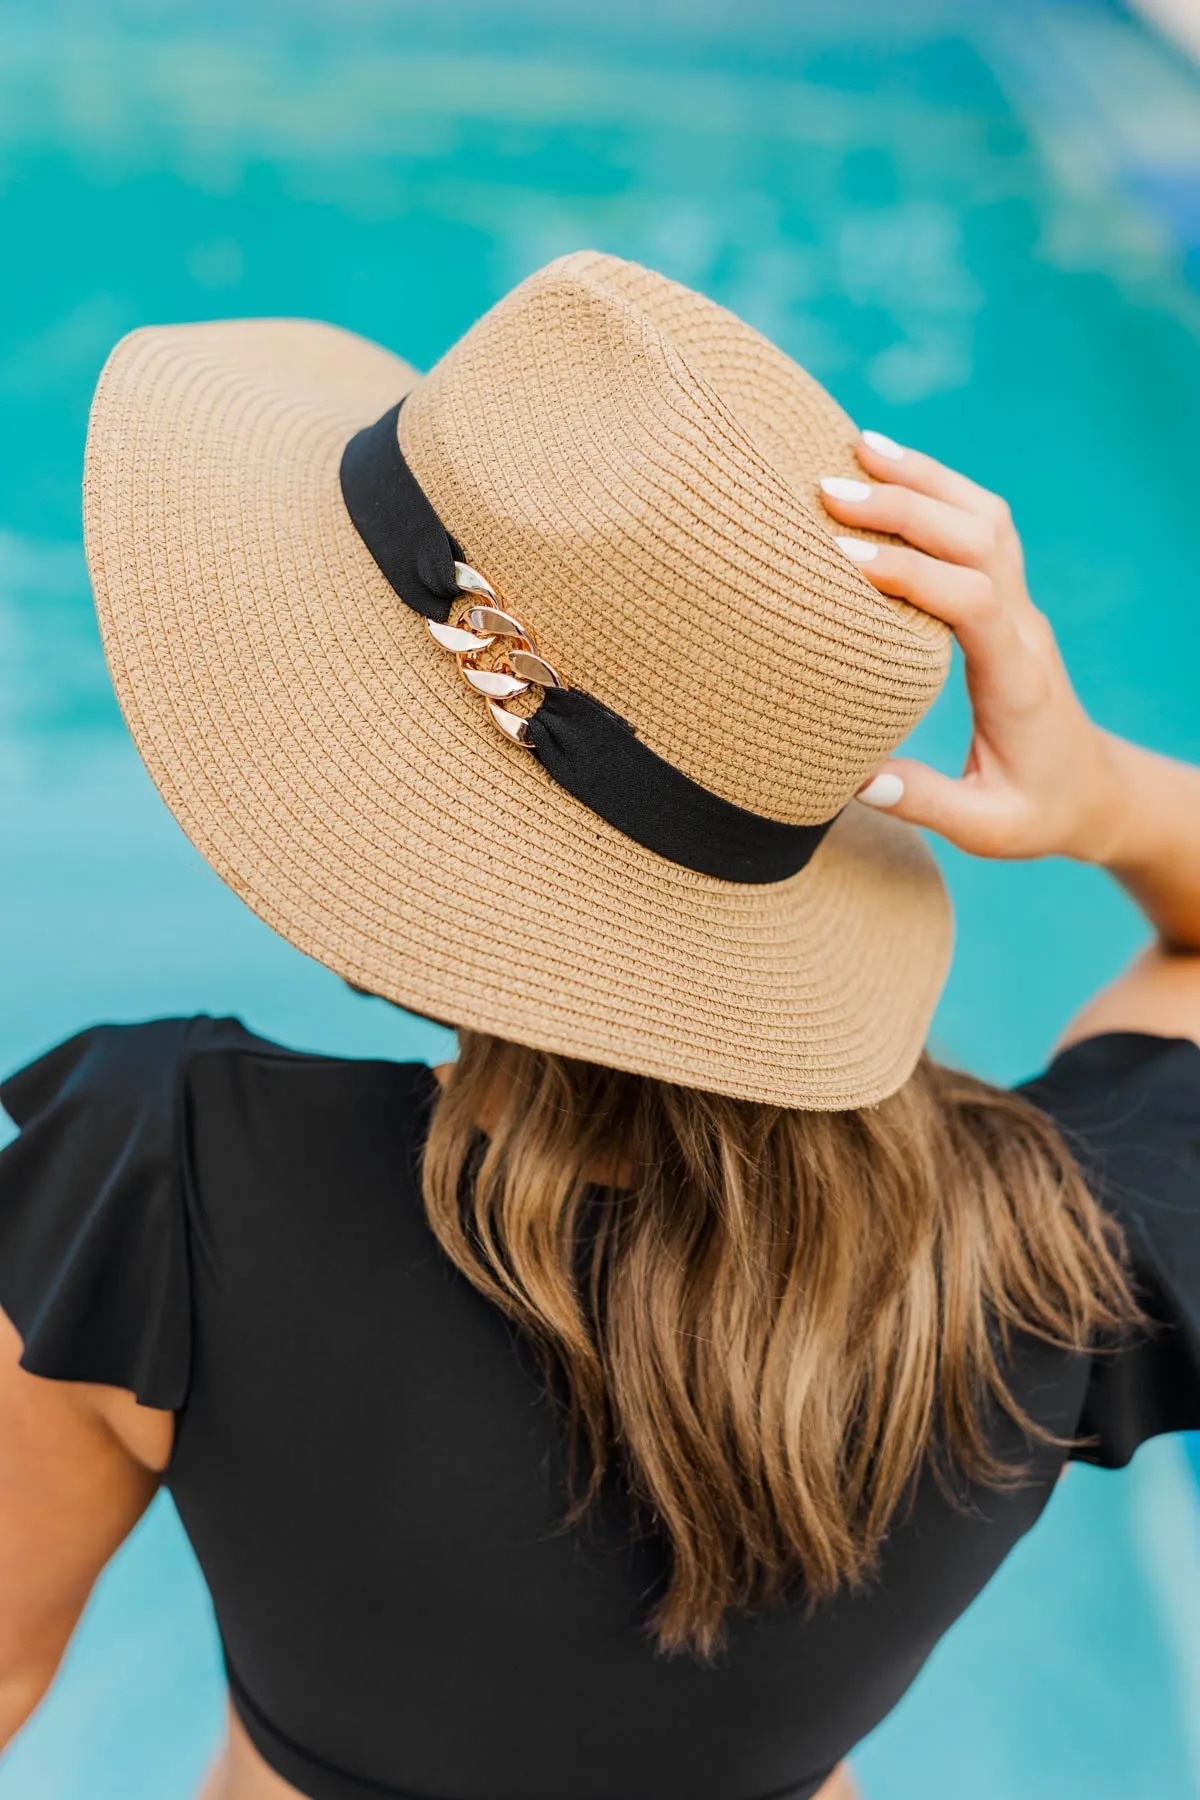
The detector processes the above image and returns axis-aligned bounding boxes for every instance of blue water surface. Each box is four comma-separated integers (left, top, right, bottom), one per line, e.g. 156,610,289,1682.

1,1,1200,1795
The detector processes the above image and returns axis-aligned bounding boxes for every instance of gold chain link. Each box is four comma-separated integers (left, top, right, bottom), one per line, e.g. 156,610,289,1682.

425,562,566,745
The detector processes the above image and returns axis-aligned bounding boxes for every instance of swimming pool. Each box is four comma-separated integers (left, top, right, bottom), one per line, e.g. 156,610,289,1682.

1,0,1199,1793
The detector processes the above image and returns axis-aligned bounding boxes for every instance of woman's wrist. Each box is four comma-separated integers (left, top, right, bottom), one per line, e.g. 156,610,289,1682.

1064,728,1143,870
1072,732,1200,951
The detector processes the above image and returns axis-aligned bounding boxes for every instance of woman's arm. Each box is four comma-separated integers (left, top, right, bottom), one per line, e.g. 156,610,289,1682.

1083,734,1200,953
819,430,1200,1045
0,1309,170,1747
1057,739,1200,1048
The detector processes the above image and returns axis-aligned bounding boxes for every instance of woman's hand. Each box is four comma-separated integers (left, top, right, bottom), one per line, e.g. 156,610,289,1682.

818,430,1121,863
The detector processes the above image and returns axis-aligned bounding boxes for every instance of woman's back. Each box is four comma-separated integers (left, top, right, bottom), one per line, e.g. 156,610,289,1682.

4,1015,1197,1799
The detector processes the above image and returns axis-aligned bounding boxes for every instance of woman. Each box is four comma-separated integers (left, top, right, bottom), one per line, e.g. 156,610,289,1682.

0,253,1197,1800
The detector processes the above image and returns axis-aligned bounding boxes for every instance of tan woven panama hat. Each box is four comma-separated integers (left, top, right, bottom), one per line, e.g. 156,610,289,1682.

82,251,953,1108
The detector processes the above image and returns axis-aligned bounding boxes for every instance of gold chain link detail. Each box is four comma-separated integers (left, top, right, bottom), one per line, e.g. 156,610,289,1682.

425,562,566,745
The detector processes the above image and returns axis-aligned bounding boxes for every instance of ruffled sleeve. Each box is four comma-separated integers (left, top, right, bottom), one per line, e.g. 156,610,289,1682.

1019,1031,1200,1467
0,1018,199,1410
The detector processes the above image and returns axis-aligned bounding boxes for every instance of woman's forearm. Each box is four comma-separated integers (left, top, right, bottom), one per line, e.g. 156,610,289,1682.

1087,733,1200,953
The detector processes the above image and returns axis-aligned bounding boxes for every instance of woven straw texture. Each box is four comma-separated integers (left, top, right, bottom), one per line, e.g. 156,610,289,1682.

83,253,953,1108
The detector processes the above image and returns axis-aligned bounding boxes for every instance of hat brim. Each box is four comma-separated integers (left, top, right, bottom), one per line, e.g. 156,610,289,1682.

83,317,952,1108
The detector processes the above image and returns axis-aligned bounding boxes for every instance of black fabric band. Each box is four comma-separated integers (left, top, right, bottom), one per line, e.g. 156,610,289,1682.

339,401,460,622
526,687,834,884
340,404,839,885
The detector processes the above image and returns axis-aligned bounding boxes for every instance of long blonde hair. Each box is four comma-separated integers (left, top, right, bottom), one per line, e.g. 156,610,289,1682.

423,1031,1136,1657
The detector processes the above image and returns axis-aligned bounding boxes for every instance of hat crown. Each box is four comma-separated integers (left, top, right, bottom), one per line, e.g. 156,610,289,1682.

399,253,950,825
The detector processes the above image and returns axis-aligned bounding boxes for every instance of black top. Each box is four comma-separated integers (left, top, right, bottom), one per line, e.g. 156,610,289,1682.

1,1020,1198,1800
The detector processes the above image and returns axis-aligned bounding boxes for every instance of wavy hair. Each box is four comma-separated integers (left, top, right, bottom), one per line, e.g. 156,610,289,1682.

422,1032,1137,1657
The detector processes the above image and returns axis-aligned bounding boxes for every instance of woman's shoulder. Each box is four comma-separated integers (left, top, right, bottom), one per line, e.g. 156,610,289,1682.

0,1016,438,1407
1018,1028,1200,1135
1016,1029,1200,1218
1016,1030,1200,1468
1,1013,436,1129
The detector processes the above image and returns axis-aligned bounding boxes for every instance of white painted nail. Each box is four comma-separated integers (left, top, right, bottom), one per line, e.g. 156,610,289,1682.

857,772,905,809
861,429,905,461
833,536,879,564
820,476,871,502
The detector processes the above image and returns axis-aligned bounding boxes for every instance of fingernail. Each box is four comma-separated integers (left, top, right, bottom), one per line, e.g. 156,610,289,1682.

861,429,905,462
857,772,905,809
821,477,871,502
834,536,879,564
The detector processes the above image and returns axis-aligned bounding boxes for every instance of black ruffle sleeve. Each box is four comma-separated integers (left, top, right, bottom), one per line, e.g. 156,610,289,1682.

1019,1031,1200,1467
0,1017,201,1410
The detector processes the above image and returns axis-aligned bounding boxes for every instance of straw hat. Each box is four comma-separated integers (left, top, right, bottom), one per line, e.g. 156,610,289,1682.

82,251,953,1108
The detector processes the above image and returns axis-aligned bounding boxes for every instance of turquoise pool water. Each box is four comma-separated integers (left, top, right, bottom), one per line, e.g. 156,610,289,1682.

1,1,1199,1794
